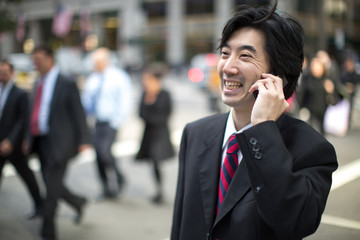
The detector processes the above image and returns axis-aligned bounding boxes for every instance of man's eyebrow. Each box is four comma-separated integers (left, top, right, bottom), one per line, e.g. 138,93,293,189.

238,45,257,53
220,43,257,53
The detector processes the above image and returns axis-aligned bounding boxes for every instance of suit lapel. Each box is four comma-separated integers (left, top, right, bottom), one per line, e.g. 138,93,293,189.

1,85,15,116
214,160,251,226
198,113,228,228
212,114,287,227
49,75,61,117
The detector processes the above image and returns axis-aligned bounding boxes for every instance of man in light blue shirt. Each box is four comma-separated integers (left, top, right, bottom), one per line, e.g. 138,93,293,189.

82,47,133,199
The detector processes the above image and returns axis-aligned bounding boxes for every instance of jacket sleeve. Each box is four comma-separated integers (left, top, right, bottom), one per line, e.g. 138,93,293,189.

67,80,91,146
236,120,337,240
171,124,188,240
7,90,28,147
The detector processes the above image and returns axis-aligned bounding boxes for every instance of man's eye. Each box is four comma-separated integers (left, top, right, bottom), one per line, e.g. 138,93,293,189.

241,54,250,58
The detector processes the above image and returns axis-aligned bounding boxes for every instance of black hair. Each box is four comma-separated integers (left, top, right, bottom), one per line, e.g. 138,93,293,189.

143,62,168,80
0,59,14,72
219,0,304,99
32,44,54,57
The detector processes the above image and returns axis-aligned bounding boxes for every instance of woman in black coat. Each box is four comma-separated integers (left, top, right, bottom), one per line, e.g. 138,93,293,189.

297,57,335,135
136,63,175,203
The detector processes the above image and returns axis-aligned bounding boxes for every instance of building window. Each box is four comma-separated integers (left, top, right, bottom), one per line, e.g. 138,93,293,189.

142,1,167,19
186,0,214,15
297,0,320,14
235,0,271,7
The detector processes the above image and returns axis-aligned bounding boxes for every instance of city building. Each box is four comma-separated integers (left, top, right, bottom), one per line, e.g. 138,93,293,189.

0,0,359,72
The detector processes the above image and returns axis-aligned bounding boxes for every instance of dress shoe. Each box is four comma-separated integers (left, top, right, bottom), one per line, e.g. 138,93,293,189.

26,208,42,220
151,193,164,204
74,198,87,225
102,188,120,200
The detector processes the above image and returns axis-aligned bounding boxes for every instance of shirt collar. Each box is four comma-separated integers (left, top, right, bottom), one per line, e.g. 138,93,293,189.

0,79,14,93
222,108,252,149
40,65,59,83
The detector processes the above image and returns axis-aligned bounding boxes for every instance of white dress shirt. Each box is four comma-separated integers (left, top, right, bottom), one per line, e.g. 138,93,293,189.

82,66,133,129
37,66,59,135
222,108,253,165
0,80,14,120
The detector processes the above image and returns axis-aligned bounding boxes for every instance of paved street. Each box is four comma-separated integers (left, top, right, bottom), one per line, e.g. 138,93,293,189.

1,76,360,240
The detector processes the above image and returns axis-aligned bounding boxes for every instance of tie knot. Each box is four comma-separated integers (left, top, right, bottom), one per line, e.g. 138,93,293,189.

227,134,239,154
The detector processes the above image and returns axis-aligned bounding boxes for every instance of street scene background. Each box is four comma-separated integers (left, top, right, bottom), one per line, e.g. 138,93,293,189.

1,0,360,239
1,74,360,240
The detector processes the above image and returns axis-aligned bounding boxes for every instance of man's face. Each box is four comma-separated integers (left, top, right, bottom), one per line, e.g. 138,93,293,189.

32,50,53,75
344,58,355,73
217,27,270,111
0,64,13,84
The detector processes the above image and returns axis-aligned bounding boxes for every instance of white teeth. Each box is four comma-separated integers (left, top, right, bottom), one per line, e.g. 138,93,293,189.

225,81,241,89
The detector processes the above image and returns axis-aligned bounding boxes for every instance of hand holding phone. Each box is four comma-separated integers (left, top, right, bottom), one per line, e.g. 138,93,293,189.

253,72,287,100
249,73,289,125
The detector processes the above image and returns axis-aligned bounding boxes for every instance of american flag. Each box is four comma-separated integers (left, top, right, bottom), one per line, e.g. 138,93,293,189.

52,4,74,38
80,6,91,37
16,12,26,42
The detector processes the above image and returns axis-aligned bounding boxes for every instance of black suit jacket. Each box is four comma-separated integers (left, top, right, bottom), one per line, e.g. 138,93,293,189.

171,113,338,240
0,84,28,157
29,73,90,162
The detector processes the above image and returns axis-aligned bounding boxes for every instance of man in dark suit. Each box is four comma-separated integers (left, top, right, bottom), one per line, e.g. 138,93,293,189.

0,60,43,218
27,45,91,240
171,2,338,240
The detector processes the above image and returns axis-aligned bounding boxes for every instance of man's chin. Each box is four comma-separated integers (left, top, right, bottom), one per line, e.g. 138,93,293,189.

221,94,255,109
221,97,237,108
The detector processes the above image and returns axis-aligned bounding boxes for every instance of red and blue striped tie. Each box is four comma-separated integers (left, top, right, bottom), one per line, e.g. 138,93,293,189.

217,134,239,214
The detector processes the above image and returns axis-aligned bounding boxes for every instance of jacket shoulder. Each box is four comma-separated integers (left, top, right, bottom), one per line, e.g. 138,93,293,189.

187,113,228,130
280,114,336,159
57,73,76,84
9,84,28,102
281,114,326,141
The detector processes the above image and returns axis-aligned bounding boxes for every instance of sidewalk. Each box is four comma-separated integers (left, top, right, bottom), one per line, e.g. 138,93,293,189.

1,76,359,240
0,76,211,240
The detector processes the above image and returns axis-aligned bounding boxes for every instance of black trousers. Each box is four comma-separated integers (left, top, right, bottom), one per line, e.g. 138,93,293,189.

0,152,43,210
33,136,85,239
94,122,124,196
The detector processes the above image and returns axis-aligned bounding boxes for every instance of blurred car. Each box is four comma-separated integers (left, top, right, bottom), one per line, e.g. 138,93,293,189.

187,53,219,90
8,53,37,92
187,53,227,112
56,47,124,77
56,47,126,89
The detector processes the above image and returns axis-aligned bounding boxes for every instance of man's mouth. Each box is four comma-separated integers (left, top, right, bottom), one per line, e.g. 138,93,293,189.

224,80,243,90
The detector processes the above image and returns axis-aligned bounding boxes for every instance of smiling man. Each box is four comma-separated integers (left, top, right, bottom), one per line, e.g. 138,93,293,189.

171,2,338,240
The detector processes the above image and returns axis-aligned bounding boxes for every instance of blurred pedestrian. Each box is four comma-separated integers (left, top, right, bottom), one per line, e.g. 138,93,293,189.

341,54,360,127
27,45,91,240
135,63,175,204
297,57,335,135
0,60,43,219
317,50,345,103
82,47,133,199
171,2,337,239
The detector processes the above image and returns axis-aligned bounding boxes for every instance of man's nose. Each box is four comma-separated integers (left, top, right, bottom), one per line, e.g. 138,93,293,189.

223,57,239,76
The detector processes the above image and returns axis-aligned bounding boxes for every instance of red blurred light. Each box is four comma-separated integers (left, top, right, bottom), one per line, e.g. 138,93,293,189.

188,67,204,83
205,53,219,66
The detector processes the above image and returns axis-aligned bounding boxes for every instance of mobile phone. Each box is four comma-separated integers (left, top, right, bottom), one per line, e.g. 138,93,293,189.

253,90,259,99
253,72,288,99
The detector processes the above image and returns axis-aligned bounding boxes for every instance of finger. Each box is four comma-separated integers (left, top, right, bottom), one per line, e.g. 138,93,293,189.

261,73,283,90
249,81,260,93
264,79,276,91
255,82,268,92
252,79,274,91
